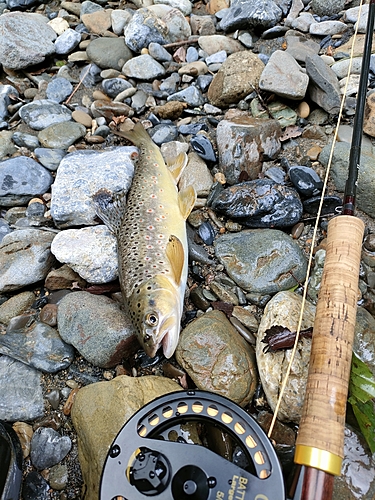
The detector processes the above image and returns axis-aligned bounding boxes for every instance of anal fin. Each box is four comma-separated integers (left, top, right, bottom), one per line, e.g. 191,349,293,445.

166,235,185,285
178,185,197,220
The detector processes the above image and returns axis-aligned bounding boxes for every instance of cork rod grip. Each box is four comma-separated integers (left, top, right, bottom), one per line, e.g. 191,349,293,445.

295,215,364,476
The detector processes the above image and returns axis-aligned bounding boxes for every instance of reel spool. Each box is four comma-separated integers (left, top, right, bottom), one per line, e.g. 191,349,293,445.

100,390,285,500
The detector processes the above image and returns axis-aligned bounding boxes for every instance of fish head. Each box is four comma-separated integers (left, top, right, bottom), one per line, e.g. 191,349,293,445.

128,276,182,359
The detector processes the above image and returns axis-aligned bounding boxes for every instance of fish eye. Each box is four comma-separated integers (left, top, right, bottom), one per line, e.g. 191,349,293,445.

145,313,158,327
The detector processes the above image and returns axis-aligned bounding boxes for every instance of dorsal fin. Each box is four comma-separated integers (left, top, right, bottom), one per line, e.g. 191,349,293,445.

166,235,185,285
166,152,188,183
178,185,197,220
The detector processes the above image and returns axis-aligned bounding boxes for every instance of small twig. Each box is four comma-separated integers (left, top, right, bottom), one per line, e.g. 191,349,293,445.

163,38,199,49
64,64,92,105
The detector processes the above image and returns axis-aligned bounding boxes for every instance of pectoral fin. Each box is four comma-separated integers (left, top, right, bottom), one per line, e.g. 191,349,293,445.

178,185,197,220
92,188,126,235
166,235,185,285
167,152,188,183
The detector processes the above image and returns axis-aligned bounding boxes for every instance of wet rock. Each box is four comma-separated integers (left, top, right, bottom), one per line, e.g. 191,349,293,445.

0,229,55,293
19,99,72,131
216,115,281,184
333,426,375,499
71,375,181,499
30,427,71,470
0,12,56,69
208,51,264,108
306,54,341,114
259,50,309,100
122,53,166,80
102,78,133,99
190,134,216,161
57,291,139,367
0,291,35,325
319,142,375,218
13,421,33,458
214,229,307,294
50,146,136,228
86,37,133,71
38,121,86,149
219,0,282,32
288,165,323,196
0,319,74,372
51,226,117,283
256,291,315,422
176,310,258,406
0,356,43,421
213,179,303,228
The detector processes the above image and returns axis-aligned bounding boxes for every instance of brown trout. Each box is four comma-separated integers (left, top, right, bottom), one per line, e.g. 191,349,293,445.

93,122,196,358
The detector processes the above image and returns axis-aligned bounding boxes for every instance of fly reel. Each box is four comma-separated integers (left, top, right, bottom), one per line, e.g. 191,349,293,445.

100,390,285,500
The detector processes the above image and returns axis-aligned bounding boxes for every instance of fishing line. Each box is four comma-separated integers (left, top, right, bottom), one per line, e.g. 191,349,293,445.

268,0,365,438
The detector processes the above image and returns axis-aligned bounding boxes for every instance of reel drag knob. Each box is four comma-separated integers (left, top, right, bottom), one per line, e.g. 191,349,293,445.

129,447,170,496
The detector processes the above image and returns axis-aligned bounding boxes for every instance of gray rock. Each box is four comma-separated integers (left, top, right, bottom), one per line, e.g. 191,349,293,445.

285,33,320,63
0,156,53,207
331,57,362,80
111,9,133,35
214,229,307,294
34,148,66,171
167,86,205,107
198,35,244,56
124,8,169,52
51,226,118,283
259,50,309,100
30,427,71,470
319,142,375,218
148,42,172,62
57,291,139,367
54,28,81,55
149,5,191,44
160,73,180,93
154,0,192,16
86,37,133,71
0,229,56,292
46,77,73,103
19,99,72,131
186,46,199,63
309,21,347,36
180,152,213,197
256,291,315,422
80,0,103,17
0,219,11,244
0,130,17,160
38,122,86,149
291,12,315,33
176,310,258,406
0,355,44,421
131,89,148,113
306,54,341,114
122,54,166,80
219,0,282,31
0,320,74,373
50,147,136,228
102,78,133,98
148,124,178,145
206,50,227,65
310,0,345,16
0,13,56,70
12,131,39,150
49,464,68,491
216,116,281,185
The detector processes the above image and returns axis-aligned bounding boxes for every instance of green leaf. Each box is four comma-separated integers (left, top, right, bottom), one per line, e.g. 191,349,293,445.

349,352,375,454
350,399,375,454
349,352,375,402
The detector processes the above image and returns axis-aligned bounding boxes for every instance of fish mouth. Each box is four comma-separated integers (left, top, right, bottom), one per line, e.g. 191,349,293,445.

143,316,178,359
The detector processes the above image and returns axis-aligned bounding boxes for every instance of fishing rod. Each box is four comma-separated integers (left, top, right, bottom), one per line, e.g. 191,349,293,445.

291,1,375,498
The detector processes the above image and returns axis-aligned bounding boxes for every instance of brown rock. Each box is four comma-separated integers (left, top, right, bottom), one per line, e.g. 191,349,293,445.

71,375,181,500
175,310,258,407
45,264,86,291
72,110,92,128
178,61,208,76
208,51,264,108
364,93,375,138
190,14,216,36
81,9,112,35
152,101,187,120
206,0,230,14
39,303,58,327
198,34,244,56
0,291,35,325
